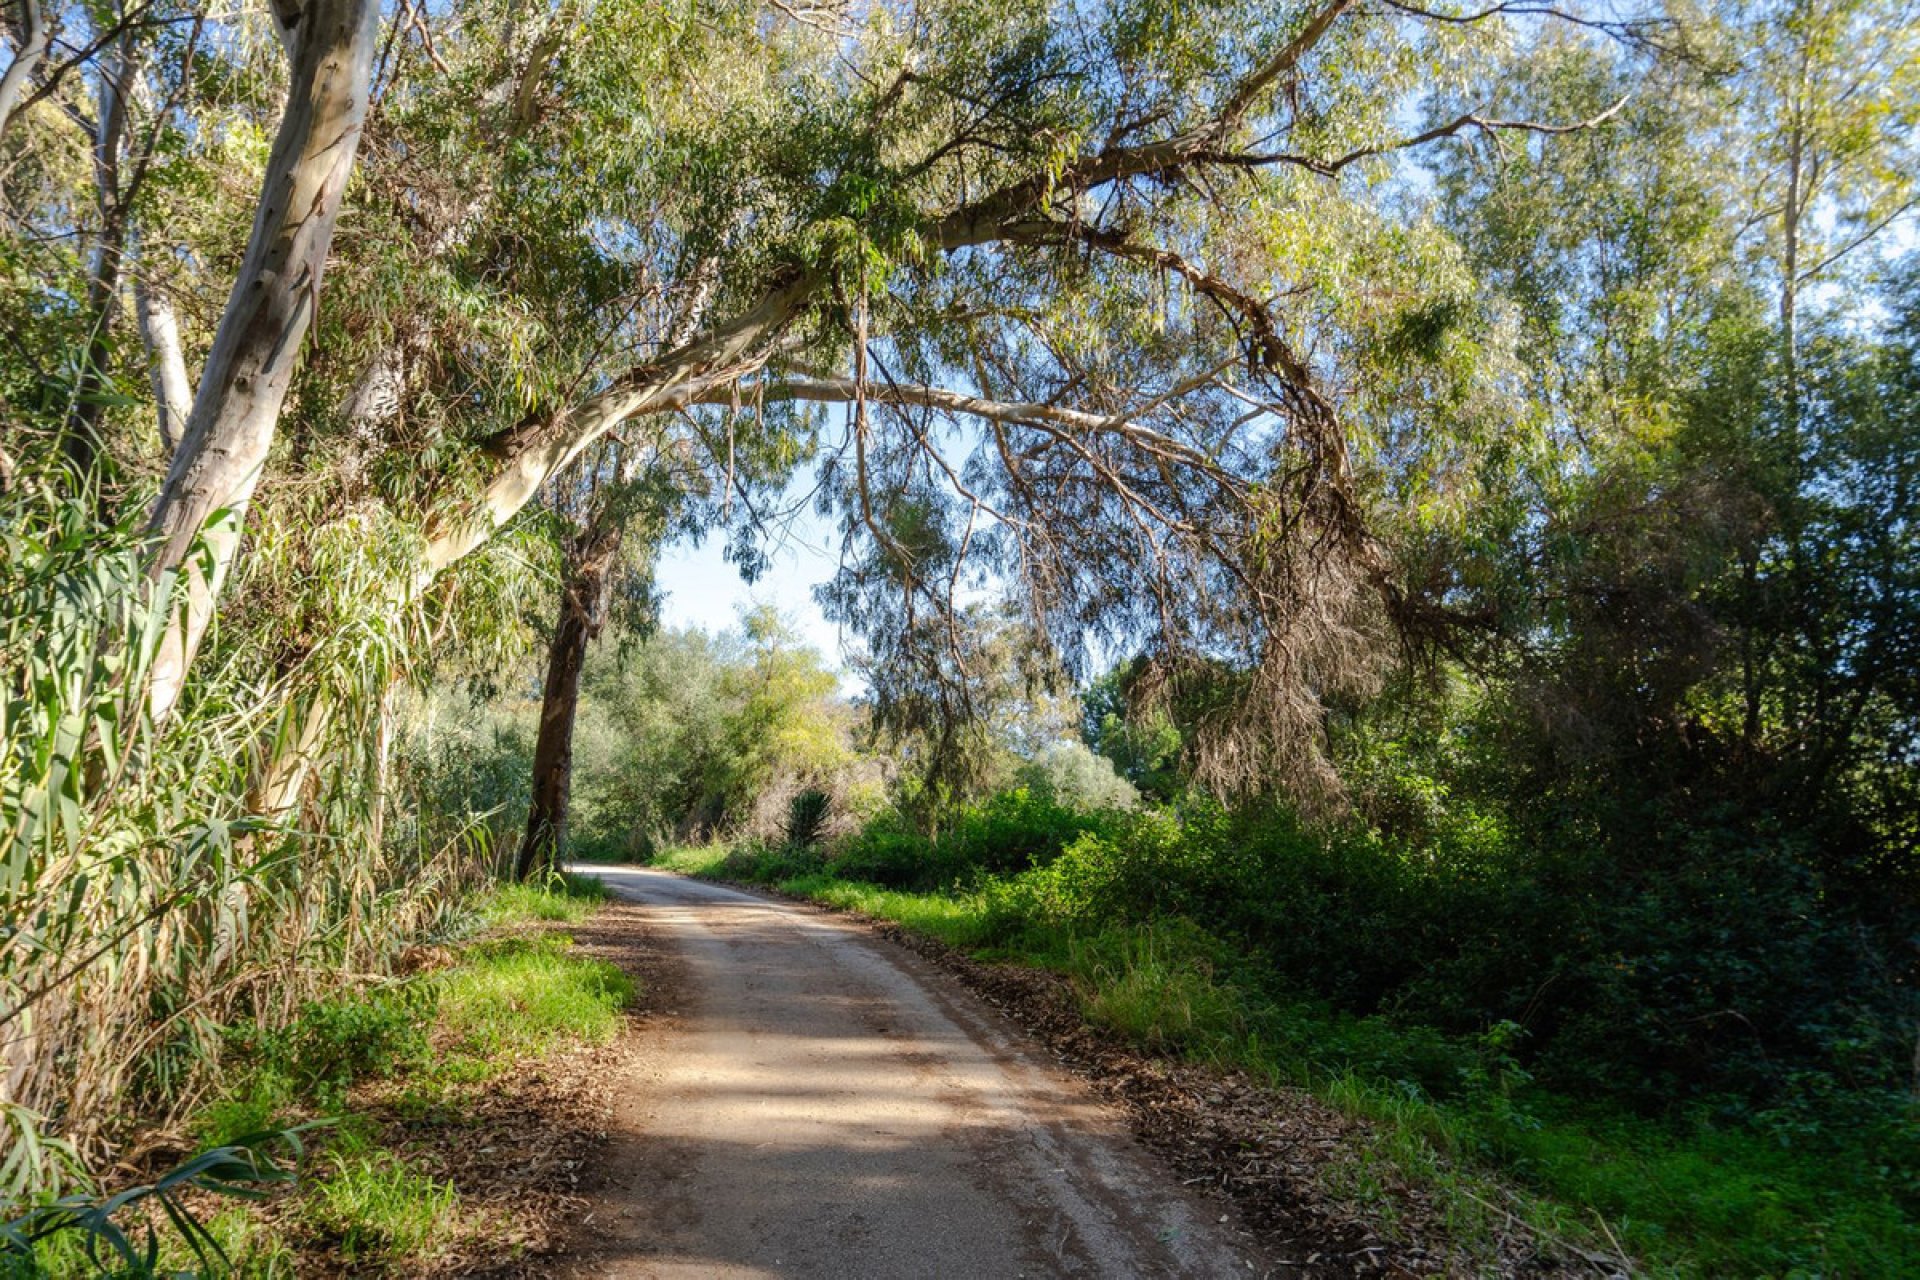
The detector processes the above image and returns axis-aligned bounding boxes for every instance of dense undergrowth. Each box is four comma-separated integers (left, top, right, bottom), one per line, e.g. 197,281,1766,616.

642,787,1920,1278
8,875,626,1277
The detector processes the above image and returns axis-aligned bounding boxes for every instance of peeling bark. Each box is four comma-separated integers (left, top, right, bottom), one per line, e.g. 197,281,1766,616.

146,0,380,722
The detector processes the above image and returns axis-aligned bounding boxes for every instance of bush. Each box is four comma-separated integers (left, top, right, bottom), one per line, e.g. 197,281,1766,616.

955,791,1920,1131
251,990,431,1108
829,812,941,887
834,789,1121,890
193,1070,297,1149
720,837,828,882
1016,740,1140,812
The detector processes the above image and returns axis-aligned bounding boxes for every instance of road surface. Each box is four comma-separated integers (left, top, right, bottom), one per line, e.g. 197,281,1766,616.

571,865,1267,1279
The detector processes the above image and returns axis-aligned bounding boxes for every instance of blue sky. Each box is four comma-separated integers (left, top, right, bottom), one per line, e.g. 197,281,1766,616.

651,479,853,672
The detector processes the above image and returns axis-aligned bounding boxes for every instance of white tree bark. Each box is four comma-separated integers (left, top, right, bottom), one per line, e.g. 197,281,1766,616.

0,0,47,145
417,271,814,584
133,257,192,455
146,0,380,721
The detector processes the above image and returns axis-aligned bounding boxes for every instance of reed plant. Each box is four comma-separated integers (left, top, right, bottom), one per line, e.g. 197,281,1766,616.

0,478,513,1208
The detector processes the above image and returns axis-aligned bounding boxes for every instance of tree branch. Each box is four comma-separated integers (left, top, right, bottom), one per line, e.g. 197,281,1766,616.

427,0,1370,590
1206,93,1631,176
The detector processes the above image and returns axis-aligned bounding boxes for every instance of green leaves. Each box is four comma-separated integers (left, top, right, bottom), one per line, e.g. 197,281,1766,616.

0,1127,310,1276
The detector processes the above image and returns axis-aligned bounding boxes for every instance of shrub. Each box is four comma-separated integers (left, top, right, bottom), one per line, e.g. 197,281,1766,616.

957,790,1920,1127
1016,740,1140,812
245,990,431,1109
943,788,1120,876
193,1070,297,1149
721,838,827,883
830,812,941,887
835,789,1120,890
786,788,833,847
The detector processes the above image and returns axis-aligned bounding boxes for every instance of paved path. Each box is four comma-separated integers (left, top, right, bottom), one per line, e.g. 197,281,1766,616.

571,865,1264,1279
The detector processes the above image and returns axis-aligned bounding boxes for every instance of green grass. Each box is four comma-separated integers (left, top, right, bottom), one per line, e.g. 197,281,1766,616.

434,934,633,1068
170,1207,300,1277
286,882,630,1263
773,873,1000,948
302,1151,457,1266
479,870,610,923
667,842,1920,1279
1069,923,1247,1053
34,879,632,1279
647,841,734,877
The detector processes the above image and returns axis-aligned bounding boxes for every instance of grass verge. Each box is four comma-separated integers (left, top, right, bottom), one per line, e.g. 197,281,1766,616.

19,874,628,1277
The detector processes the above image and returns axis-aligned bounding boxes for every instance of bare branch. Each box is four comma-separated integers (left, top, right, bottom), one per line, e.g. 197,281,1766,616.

1206,93,1632,176
1798,195,1920,282
1375,0,1680,50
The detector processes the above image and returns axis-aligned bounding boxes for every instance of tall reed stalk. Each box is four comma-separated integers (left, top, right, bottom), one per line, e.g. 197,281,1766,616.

0,484,498,1201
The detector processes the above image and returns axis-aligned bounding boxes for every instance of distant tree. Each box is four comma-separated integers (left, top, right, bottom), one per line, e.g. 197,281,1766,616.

1017,740,1139,813
1081,667,1185,802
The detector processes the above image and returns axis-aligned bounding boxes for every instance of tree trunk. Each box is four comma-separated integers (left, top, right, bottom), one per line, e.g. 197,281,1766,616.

145,0,379,723
1781,114,1803,423
517,518,624,880
0,0,47,145
63,35,138,483
134,255,193,455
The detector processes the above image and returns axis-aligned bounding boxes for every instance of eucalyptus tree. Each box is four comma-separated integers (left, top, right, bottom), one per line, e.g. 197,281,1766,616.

1717,0,1920,407
0,0,49,141
400,0,1676,849
15,0,1664,795
0,0,445,1176
134,0,381,723
380,0,1664,802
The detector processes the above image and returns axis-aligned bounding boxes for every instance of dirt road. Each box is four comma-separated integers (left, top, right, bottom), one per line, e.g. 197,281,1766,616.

569,866,1268,1279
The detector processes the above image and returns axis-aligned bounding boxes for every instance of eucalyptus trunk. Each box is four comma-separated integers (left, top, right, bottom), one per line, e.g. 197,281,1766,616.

0,0,47,145
134,260,192,455
145,0,379,722
517,518,624,880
